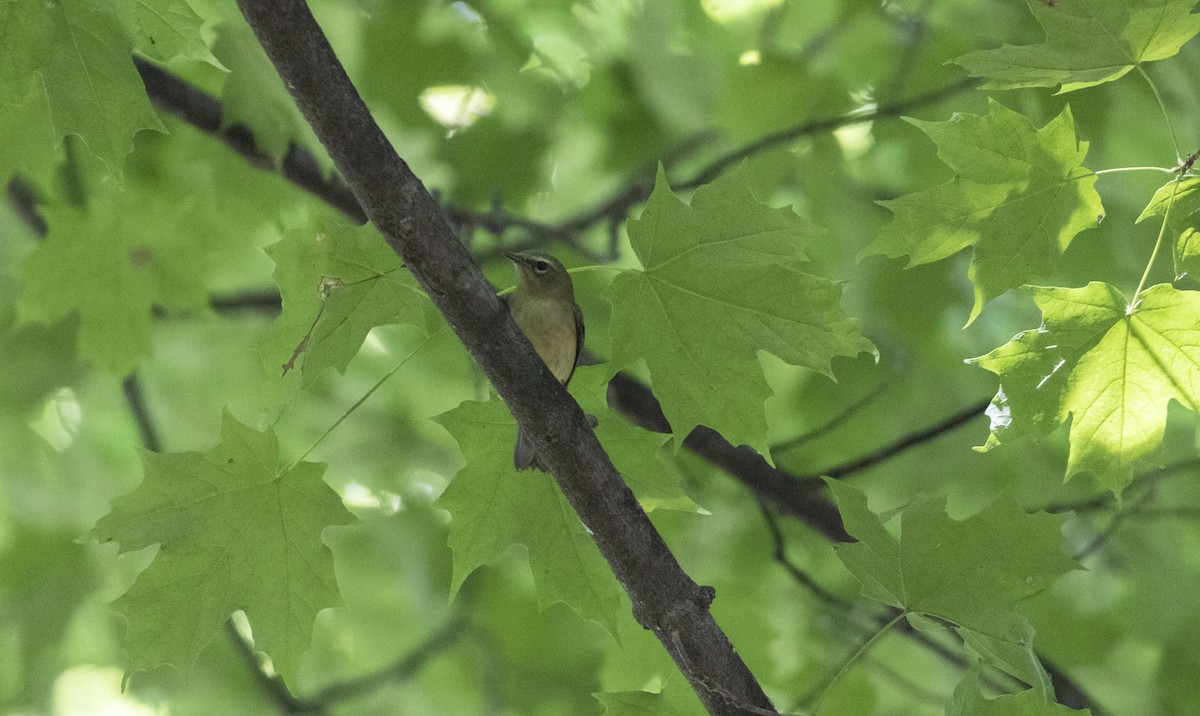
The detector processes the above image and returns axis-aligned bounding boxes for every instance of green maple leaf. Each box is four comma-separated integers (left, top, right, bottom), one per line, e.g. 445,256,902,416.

110,0,215,66
866,100,1103,323
91,412,355,681
0,86,57,186
214,22,330,169
0,286,83,419
0,526,96,708
571,367,698,513
263,213,439,383
1137,176,1200,279
953,0,1200,93
949,670,1091,715
595,672,702,716
825,480,1075,642
604,168,874,455
435,390,656,636
970,282,1200,491
0,0,213,172
19,183,211,374
958,625,1054,697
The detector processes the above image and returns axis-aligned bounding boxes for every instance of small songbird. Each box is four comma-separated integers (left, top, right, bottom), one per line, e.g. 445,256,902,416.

504,251,584,471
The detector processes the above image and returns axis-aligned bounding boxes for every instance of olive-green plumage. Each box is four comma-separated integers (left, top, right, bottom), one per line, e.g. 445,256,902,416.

505,252,584,471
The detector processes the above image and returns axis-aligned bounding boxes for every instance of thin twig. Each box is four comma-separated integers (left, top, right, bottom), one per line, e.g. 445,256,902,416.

303,614,466,706
226,619,317,715
770,378,894,454
606,373,851,541
756,498,853,609
121,374,162,452
812,397,991,481
1074,481,1160,560
679,77,979,191
1042,457,1200,514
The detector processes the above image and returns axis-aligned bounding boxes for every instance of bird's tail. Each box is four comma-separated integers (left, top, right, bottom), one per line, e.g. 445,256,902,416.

514,426,547,472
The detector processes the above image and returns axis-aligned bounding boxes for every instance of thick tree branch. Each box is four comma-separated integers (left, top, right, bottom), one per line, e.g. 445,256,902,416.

134,57,367,223
232,2,773,713
607,373,851,542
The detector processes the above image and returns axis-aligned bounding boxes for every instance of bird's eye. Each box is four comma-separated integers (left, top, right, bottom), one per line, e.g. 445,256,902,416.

534,260,550,273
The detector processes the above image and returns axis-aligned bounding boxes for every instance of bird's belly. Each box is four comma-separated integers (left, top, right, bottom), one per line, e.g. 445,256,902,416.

512,300,577,383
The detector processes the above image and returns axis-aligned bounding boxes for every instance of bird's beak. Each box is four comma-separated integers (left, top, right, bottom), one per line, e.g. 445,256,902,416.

504,252,526,266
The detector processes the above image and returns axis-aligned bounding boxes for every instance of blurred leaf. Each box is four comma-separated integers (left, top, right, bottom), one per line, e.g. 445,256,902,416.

0,291,83,419
358,0,555,205
605,167,875,455
1137,176,1200,278
0,0,212,172
91,412,355,682
825,480,1076,642
1159,615,1200,716
717,56,852,142
18,182,212,374
0,526,96,709
866,100,1103,323
953,0,1200,93
213,21,329,169
970,282,1200,491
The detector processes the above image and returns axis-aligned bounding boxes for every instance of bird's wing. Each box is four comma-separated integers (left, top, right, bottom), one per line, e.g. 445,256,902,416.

565,301,585,387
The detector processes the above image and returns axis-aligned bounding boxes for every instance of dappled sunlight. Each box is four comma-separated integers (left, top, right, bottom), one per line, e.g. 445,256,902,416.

52,667,163,716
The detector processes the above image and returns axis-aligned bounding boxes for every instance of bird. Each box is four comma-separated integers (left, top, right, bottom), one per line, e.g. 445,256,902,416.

504,251,584,471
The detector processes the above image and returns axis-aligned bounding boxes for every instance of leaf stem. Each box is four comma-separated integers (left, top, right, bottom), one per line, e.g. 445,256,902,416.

567,264,626,276
1092,166,1176,176
812,611,906,715
289,328,443,468
1136,64,1181,162
496,265,623,296
1131,171,1183,309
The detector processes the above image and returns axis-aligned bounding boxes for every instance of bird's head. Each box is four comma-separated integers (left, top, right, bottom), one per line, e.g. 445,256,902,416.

505,252,574,299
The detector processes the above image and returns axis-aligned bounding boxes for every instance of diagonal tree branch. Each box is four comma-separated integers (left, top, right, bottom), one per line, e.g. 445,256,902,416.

89,28,1104,714
133,57,367,223
13,138,1111,716
606,373,851,541
232,2,774,713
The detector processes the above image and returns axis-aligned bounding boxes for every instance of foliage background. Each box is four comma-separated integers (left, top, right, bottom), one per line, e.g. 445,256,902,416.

3,0,1200,714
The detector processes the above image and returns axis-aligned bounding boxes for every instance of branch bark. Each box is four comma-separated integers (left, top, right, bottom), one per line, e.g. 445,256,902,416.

232,2,774,713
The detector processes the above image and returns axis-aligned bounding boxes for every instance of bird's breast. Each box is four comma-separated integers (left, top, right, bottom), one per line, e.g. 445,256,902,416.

510,296,578,383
